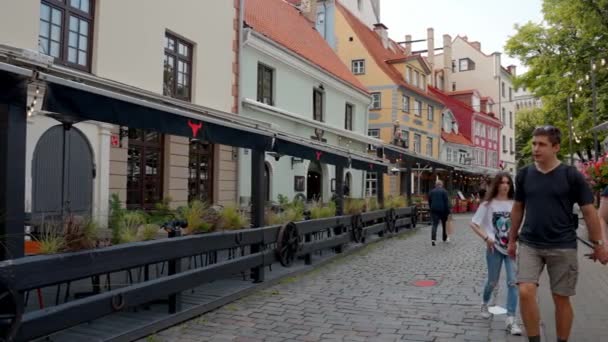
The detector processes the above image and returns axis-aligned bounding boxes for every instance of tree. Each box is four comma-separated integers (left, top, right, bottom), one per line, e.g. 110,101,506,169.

515,108,545,168
505,0,608,161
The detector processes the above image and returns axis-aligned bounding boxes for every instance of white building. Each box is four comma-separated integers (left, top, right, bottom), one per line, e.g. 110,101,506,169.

238,0,380,204
514,87,542,112
434,35,517,175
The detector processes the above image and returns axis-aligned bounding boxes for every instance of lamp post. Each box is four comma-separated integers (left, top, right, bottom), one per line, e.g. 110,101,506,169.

591,58,598,158
568,95,574,165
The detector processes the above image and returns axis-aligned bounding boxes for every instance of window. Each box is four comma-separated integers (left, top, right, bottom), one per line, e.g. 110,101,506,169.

414,100,422,116
406,67,412,83
401,130,409,147
510,137,514,153
352,59,365,74
39,0,94,71
127,129,164,210
502,82,506,98
427,105,434,121
257,63,274,105
402,95,410,112
509,87,513,101
426,137,433,156
370,92,381,109
451,60,456,73
357,0,363,10
313,88,324,122
502,108,506,123
457,150,463,163
345,103,354,130
480,149,486,165
446,147,453,162
368,128,379,150
188,141,213,203
459,58,475,71
421,76,426,90
509,111,513,129
414,134,421,153
414,70,420,87
164,33,193,101
365,172,377,197
452,82,456,91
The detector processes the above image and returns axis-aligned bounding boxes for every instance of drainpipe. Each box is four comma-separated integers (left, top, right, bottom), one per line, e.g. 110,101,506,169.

236,0,245,206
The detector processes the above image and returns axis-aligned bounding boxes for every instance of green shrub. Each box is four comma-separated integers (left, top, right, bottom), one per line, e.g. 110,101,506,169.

344,198,366,215
137,224,161,241
366,197,379,211
384,195,407,209
179,200,208,234
37,225,65,254
109,193,125,244
191,222,213,234
216,205,249,230
310,200,336,219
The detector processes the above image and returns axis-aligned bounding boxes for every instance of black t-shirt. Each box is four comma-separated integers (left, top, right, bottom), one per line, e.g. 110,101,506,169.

515,163,593,249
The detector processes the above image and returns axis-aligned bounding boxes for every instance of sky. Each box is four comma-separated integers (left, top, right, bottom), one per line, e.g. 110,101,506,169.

380,0,544,73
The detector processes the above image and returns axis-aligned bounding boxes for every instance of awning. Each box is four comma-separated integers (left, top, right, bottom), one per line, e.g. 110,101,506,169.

383,145,453,170
0,66,30,104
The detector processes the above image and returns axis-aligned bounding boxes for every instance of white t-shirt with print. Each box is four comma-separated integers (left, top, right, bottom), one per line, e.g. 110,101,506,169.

471,200,513,255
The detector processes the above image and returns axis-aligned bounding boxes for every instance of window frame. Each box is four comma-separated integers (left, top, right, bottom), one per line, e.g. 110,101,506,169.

188,140,214,203
344,103,354,131
257,63,274,105
313,88,324,122
413,134,421,153
164,32,194,101
365,172,377,197
509,111,513,129
351,59,365,75
127,129,164,210
427,104,434,121
370,92,381,109
402,95,410,113
414,100,422,117
39,0,95,72
458,58,475,71
426,137,433,156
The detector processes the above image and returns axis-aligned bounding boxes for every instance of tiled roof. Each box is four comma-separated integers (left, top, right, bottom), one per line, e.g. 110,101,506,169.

336,2,441,102
245,0,368,93
441,131,473,146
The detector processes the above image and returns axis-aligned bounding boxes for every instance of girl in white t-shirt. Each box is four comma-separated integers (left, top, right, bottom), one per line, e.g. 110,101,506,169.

470,172,522,336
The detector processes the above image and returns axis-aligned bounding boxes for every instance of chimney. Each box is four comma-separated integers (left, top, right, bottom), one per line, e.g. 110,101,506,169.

470,41,481,50
492,52,501,78
299,0,318,24
507,65,517,77
443,34,452,92
461,35,468,42
427,28,435,87
374,23,389,49
402,34,411,55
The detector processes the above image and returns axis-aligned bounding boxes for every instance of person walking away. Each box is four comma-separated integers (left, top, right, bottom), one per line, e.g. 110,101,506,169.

428,180,450,246
508,126,608,342
470,172,522,335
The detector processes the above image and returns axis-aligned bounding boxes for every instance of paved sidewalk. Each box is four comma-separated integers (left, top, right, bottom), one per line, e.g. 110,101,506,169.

144,214,527,341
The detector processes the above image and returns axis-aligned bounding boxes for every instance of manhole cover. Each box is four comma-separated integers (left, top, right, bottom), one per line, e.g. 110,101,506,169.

413,280,437,287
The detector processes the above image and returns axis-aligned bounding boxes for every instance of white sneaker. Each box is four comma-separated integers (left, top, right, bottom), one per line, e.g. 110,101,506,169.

480,304,491,319
506,316,522,335
445,237,451,243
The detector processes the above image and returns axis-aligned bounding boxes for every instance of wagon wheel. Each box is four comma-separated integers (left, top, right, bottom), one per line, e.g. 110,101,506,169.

275,222,300,267
351,215,365,243
386,209,397,233
0,278,22,342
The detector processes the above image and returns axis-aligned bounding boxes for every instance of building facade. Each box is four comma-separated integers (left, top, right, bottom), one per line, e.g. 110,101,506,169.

237,0,377,204
333,2,444,197
0,0,239,223
434,36,516,175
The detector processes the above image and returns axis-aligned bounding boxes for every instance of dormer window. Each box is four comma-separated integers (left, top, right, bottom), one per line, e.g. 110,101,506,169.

352,59,365,75
459,58,475,71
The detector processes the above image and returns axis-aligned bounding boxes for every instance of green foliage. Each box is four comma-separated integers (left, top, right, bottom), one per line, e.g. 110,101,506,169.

384,195,407,209
37,224,65,254
366,197,379,211
277,194,290,207
109,193,125,244
137,224,160,241
147,197,176,225
179,200,208,234
216,205,249,230
515,108,547,167
191,222,213,234
344,198,366,215
267,207,304,225
310,200,336,219
505,0,608,160
116,211,147,244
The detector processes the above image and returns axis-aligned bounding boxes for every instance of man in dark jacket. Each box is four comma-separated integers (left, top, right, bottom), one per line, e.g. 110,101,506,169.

428,180,450,246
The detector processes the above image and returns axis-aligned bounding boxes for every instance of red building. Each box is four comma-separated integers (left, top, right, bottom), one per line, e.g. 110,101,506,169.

430,87,502,171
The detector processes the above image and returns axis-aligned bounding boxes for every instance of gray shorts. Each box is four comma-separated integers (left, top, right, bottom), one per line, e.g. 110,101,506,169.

516,242,579,296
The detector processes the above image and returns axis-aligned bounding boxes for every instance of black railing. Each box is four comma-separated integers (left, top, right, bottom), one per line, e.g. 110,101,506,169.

0,206,416,342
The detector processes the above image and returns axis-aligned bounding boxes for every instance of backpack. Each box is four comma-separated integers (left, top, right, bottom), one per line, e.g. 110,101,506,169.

518,164,579,226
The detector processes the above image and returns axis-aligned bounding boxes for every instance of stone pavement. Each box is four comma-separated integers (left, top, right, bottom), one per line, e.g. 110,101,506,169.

144,214,528,341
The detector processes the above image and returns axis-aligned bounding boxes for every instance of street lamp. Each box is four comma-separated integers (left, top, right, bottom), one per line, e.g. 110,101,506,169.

567,95,574,165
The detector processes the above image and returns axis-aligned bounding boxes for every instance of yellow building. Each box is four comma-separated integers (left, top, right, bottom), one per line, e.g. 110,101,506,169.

334,2,444,196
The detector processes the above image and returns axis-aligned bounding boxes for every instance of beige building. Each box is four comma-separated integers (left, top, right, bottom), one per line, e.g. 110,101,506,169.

0,0,239,222
434,36,517,175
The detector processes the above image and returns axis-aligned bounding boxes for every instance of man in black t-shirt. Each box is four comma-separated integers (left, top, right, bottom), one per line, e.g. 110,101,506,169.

508,126,608,342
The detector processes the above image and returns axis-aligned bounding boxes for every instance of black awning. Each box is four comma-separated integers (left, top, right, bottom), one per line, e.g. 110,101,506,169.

350,156,388,173
0,70,27,105
43,82,272,150
273,137,349,166
384,146,452,170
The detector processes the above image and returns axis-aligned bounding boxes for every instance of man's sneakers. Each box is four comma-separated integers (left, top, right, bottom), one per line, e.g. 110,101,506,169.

431,240,436,246
480,303,491,318
506,316,523,335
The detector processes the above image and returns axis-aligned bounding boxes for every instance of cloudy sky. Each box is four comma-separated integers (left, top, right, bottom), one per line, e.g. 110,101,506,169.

380,0,544,73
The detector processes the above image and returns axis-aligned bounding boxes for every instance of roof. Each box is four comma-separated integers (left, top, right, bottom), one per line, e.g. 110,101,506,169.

245,0,368,93
429,86,501,129
336,2,441,102
441,131,473,146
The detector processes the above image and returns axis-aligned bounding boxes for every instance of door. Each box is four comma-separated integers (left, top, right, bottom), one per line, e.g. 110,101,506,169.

32,125,94,219
307,161,322,201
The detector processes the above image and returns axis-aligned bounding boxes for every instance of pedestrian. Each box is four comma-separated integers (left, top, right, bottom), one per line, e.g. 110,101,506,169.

470,172,522,335
508,125,608,342
428,180,450,246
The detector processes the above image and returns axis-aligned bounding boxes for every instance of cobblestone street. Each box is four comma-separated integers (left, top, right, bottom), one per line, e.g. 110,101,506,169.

148,214,528,341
